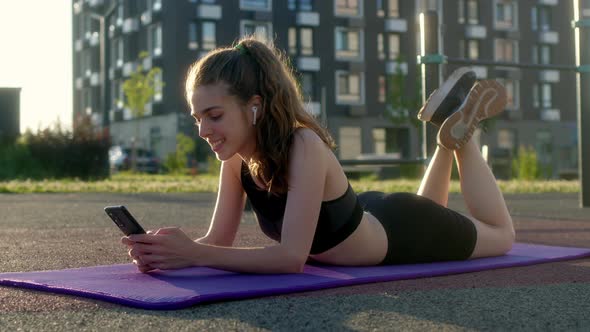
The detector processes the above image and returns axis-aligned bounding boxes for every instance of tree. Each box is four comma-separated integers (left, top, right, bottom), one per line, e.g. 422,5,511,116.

121,51,163,171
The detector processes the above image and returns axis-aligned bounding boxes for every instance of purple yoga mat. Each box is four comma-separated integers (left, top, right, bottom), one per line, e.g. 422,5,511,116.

1,243,589,310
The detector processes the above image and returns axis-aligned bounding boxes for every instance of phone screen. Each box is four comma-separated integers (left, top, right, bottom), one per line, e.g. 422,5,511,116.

104,205,146,235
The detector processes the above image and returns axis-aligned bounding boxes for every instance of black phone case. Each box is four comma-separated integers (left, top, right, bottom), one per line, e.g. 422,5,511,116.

104,205,146,235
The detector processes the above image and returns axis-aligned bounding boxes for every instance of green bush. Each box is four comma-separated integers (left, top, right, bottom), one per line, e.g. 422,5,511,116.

164,133,196,174
511,146,540,180
207,156,221,175
0,116,110,180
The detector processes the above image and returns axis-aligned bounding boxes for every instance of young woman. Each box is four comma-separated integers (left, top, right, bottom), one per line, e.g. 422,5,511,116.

122,37,515,274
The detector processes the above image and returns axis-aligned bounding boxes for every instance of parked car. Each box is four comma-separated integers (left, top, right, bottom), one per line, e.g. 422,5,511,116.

109,146,161,173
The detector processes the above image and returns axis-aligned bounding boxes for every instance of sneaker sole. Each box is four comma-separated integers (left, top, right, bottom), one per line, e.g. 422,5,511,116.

417,67,476,122
437,80,507,150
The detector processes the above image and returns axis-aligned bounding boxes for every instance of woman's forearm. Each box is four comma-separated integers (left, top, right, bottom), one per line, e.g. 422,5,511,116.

193,243,305,274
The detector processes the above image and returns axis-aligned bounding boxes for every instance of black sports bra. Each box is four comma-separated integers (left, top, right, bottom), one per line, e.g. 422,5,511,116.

240,163,364,254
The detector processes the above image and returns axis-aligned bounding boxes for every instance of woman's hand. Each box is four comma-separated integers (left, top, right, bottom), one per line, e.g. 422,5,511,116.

121,227,200,273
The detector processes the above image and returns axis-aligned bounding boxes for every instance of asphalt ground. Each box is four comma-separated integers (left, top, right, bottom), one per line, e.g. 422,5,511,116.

1,192,589,331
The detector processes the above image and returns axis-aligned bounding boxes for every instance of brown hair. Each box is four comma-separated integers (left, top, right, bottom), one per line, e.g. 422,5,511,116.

185,36,335,194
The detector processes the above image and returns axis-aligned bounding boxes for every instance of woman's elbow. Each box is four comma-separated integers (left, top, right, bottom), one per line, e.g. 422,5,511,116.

279,248,307,274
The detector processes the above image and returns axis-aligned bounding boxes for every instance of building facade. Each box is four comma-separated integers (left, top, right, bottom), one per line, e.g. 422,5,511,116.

72,0,578,178
0,87,21,143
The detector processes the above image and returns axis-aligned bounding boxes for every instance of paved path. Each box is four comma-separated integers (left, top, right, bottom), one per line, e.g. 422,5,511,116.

0,193,589,331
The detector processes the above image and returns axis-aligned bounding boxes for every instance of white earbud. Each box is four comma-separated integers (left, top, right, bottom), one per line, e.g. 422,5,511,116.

252,107,258,125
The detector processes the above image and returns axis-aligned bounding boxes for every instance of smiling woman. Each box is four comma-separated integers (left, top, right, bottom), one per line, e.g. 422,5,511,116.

0,1,72,132
121,36,516,276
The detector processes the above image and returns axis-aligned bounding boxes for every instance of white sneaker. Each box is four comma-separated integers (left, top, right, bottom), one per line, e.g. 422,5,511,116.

437,80,507,150
417,67,477,127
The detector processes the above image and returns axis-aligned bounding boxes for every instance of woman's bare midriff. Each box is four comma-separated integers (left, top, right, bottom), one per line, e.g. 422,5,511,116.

309,212,388,266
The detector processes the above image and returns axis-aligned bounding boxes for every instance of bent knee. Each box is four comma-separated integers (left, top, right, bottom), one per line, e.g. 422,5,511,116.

472,223,516,258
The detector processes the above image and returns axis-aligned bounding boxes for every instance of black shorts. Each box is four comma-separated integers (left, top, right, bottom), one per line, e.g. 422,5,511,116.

357,192,477,265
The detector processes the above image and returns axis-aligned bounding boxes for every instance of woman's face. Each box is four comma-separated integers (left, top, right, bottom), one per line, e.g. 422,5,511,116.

190,83,257,161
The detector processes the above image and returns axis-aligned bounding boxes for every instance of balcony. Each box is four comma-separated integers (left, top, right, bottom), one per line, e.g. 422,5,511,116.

304,102,321,117
87,0,104,8
297,57,320,71
541,108,560,121
109,24,122,38
123,62,137,77
538,70,560,83
296,12,319,26
538,31,559,44
386,61,408,75
384,18,407,33
465,25,487,39
538,0,558,6
141,11,153,25
75,77,84,90
122,18,139,34
89,32,100,47
471,66,488,79
75,39,84,52
73,1,83,14
142,56,153,70
197,4,222,20
90,72,101,86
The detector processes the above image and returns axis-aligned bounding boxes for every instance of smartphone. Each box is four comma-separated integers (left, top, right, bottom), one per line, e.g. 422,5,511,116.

104,205,146,235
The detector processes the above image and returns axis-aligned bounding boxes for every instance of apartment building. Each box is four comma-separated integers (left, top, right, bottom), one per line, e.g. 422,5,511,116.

0,87,21,143
72,0,578,178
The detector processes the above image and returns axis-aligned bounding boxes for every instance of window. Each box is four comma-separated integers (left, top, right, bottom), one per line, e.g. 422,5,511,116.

288,27,313,56
373,128,409,156
241,20,272,41
83,89,93,115
534,83,552,108
388,34,400,60
83,50,92,77
149,23,162,57
496,78,519,110
535,130,553,166
494,0,517,30
388,0,399,17
188,22,198,49
300,72,314,99
466,0,479,24
110,80,123,110
240,0,271,11
115,38,124,67
377,33,385,60
116,4,124,26
378,75,386,103
154,70,163,102
532,44,551,64
460,39,479,60
378,0,399,18
300,28,313,55
339,127,361,159
458,0,465,23
377,0,385,17
336,71,363,104
532,6,551,31
497,129,517,151
202,21,216,50
335,27,362,60
494,38,518,62
288,0,312,11
288,28,297,55
335,0,362,17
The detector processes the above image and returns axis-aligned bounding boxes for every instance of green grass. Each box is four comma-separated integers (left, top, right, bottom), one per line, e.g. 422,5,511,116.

0,172,580,194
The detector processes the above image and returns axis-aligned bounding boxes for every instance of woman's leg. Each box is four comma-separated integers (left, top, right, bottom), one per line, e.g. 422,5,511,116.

417,146,454,207
455,138,515,258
